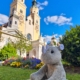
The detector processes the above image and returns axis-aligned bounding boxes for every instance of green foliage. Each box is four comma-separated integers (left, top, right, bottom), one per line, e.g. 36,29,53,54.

0,52,4,61
60,25,80,66
0,43,17,58
22,58,31,67
0,30,32,58
36,62,44,69
10,61,22,67
11,30,33,56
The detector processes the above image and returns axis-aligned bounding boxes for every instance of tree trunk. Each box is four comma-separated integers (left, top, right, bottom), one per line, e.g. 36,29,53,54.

20,50,21,56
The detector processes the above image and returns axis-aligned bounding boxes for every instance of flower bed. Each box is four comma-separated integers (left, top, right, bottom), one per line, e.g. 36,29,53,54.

2,57,43,69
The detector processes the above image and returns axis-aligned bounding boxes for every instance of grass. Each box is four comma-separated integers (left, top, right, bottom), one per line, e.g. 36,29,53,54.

0,66,36,80
0,66,80,80
67,73,80,80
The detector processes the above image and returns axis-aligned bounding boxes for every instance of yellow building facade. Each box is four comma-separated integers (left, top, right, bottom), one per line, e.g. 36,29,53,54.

8,0,40,41
4,0,44,59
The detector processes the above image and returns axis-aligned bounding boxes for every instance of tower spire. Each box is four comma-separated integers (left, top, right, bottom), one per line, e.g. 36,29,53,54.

32,0,37,7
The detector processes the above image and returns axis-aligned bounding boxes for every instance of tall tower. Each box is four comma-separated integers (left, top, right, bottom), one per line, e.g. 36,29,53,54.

30,0,40,41
8,0,26,34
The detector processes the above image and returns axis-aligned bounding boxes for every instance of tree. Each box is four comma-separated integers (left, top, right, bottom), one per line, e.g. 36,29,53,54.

0,43,17,58
0,29,33,58
60,25,80,66
11,30,33,56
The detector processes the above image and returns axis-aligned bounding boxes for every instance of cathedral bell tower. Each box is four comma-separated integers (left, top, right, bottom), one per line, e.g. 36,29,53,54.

8,0,26,34
30,0,40,41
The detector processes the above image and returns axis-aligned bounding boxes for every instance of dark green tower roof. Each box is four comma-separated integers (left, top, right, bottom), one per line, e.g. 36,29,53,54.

32,0,37,7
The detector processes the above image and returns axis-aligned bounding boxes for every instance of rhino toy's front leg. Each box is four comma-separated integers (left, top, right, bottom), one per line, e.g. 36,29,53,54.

47,66,66,80
30,65,47,80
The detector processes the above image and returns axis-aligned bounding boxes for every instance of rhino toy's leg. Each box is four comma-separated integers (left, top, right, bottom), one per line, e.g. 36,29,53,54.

30,65,47,80
47,66,66,80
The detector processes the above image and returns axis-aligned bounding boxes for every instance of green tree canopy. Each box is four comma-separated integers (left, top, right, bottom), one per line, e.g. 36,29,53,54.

60,25,80,66
11,30,33,56
0,43,17,58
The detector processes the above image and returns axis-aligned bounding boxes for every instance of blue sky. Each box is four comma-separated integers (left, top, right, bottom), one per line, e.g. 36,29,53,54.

0,0,80,41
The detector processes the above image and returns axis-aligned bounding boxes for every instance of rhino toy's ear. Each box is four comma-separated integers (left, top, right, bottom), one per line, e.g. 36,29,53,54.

58,44,64,51
42,45,50,54
42,46,47,54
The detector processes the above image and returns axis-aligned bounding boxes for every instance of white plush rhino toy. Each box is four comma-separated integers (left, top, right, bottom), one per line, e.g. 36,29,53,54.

30,42,66,80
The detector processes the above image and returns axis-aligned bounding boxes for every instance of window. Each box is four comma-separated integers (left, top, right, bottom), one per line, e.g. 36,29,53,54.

10,21,12,24
27,33,32,40
36,20,38,23
15,21,17,24
29,20,31,25
20,9,23,13
32,21,34,25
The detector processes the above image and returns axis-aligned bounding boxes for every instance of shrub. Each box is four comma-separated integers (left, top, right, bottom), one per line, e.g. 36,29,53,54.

24,64,29,69
22,58,32,67
36,62,44,69
60,26,80,66
30,58,41,69
3,58,16,66
0,43,17,58
0,52,6,61
10,61,22,67
2,57,41,69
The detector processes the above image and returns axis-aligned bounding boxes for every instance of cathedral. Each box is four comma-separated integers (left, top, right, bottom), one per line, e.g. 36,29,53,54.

0,0,45,59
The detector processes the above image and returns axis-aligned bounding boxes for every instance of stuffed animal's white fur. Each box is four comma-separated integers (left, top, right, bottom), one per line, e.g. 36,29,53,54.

30,43,66,80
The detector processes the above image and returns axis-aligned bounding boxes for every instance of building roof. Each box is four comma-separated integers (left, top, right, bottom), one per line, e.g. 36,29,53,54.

0,26,2,30
9,14,19,19
32,0,37,7
0,24,2,26
31,39,39,43
2,23,8,28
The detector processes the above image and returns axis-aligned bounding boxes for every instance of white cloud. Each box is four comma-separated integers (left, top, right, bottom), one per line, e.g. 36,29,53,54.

37,1,48,10
44,14,73,26
41,1,48,6
38,6,44,10
0,14,9,25
44,18,49,25
43,34,62,43
43,35,52,42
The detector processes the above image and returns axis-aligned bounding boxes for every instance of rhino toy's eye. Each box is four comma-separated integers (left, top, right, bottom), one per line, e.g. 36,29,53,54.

51,50,54,54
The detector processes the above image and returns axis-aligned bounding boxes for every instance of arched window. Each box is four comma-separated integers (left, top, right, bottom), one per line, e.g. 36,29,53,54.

36,20,38,23
20,9,23,13
27,33,32,40
15,21,17,24
33,50,36,57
